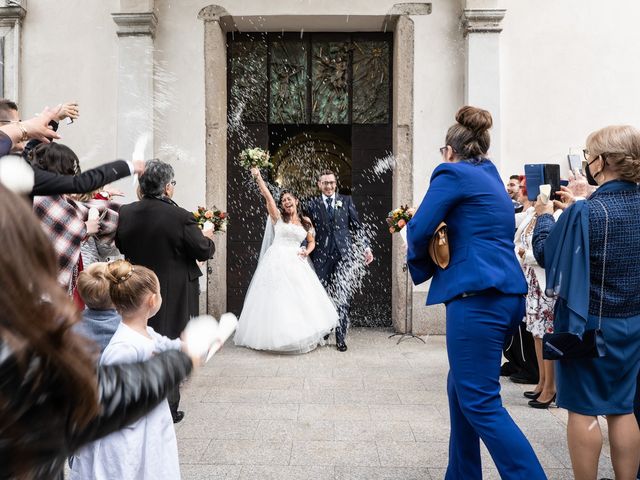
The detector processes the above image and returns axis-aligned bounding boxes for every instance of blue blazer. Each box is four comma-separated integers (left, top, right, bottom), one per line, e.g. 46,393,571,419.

407,159,527,305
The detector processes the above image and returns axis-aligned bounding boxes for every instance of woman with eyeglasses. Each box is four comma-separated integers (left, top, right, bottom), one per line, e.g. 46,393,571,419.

407,106,546,479
533,125,640,479
115,159,215,424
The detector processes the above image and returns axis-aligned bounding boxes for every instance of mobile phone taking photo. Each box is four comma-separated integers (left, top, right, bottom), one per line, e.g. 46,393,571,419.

568,154,582,175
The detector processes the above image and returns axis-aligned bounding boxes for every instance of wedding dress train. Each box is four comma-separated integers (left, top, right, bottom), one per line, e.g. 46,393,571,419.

234,219,338,354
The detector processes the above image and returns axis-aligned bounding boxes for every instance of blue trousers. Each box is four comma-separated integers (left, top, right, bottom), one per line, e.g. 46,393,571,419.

445,293,547,479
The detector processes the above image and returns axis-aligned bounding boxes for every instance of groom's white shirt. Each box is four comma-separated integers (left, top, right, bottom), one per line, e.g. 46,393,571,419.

322,193,336,209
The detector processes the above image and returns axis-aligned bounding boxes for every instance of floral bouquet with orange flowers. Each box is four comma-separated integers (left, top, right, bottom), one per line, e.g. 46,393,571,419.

386,205,413,234
193,206,228,233
239,147,272,170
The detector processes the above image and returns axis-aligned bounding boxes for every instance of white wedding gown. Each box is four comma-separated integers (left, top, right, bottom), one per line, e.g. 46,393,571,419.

234,219,338,354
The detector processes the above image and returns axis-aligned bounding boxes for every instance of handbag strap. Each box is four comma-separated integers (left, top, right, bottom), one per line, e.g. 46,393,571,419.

592,199,608,330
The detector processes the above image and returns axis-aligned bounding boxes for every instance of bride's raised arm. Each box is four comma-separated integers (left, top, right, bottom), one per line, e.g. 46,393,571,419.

251,167,279,223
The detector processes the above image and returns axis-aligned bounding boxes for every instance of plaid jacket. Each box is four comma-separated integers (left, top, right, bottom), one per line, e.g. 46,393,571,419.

33,195,119,292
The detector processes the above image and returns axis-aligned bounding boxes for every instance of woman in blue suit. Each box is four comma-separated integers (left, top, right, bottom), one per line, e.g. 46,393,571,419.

407,106,546,479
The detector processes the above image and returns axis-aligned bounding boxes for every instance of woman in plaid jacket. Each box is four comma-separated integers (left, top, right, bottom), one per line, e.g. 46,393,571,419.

30,143,119,308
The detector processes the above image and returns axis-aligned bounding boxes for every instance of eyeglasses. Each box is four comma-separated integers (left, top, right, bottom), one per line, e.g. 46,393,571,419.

321,181,336,186
0,119,20,124
169,180,177,186
583,149,609,163
439,145,457,155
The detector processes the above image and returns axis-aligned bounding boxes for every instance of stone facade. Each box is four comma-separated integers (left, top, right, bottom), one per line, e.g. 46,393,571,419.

13,0,640,335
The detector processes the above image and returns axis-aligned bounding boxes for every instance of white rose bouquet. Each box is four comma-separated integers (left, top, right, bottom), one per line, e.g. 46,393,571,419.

239,147,272,170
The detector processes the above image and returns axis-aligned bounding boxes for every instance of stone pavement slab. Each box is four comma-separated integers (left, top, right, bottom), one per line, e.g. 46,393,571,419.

175,328,615,479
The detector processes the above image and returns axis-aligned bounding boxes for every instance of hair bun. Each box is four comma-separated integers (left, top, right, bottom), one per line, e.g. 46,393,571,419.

455,106,493,134
106,260,135,284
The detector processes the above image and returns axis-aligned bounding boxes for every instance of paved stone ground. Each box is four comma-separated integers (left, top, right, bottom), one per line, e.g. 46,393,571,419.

175,329,614,480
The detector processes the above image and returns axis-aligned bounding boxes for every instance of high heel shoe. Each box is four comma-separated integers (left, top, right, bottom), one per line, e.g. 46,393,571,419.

528,394,556,409
523,390,541,400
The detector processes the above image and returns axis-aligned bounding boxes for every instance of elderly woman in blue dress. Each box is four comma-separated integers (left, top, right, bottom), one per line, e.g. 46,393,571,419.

533,125,640,479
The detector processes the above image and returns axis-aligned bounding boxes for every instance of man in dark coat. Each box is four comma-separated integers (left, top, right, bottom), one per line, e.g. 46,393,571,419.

306,170,373,352
116,160,215,422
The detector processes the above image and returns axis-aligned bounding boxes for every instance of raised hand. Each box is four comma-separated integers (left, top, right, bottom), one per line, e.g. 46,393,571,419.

13,106,61,144
553,186,575,210
567,171,596,198
85,218,100,236
55,102,79,122
202,227,215,240
132,159,146,175
102,184,125,197
534,195,554,216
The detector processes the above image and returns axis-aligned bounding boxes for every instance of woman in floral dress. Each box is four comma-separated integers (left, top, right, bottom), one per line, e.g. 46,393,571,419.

516,205,558,408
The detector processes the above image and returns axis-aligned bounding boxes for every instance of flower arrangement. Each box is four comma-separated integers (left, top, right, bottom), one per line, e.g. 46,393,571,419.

193,206,228,233
239,147,272,170
386,205,413,233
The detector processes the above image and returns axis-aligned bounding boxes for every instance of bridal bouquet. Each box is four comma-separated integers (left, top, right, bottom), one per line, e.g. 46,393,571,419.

239,147,272,170
386,205,413,233
193,206,229,233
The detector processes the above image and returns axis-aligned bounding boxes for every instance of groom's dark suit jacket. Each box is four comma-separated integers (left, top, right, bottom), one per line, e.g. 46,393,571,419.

306,194,365,280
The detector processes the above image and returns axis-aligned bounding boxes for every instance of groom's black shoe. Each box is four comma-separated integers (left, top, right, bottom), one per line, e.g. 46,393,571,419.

337,342,347,352
172,410,185,424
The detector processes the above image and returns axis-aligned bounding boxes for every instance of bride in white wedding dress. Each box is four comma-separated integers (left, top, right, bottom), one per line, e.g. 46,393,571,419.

234,167,338,354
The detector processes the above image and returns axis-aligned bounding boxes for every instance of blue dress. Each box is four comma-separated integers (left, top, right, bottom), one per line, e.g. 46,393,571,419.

534,180,640,415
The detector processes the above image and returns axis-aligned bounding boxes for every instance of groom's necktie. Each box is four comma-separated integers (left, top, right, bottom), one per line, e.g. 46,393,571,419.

326,197,334,220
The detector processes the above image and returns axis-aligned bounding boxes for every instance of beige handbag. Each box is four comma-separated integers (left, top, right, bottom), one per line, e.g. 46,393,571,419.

429,222,450,269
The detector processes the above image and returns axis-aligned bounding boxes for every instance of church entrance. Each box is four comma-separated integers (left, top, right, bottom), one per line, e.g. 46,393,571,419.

226,32,393,327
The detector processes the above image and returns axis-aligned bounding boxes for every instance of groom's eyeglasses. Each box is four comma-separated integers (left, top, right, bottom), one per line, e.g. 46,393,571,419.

321,181,336,186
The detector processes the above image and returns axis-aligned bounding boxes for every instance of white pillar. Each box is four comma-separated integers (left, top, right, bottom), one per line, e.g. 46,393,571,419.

462,7,506,168
199,5,229,319
0,1,26,103
111,9,156,161
391,15,414,334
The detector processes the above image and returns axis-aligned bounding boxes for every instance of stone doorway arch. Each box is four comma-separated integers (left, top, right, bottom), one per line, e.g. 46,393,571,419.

199,6,416,333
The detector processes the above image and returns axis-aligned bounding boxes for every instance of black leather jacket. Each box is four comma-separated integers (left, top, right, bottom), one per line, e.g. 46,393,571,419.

0,342,192,479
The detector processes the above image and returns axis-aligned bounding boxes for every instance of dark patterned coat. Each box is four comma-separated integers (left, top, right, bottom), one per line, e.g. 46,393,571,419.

116,197,215,338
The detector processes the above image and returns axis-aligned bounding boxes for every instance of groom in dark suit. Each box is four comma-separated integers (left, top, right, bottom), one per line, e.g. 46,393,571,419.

306,170,373,352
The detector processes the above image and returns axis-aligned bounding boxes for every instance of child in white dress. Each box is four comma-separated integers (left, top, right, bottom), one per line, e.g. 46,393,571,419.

71,260,184,480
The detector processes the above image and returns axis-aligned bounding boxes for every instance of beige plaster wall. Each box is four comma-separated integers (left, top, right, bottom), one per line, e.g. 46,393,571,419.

21,0,120,177
152,3,206,206
500,1,640,179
